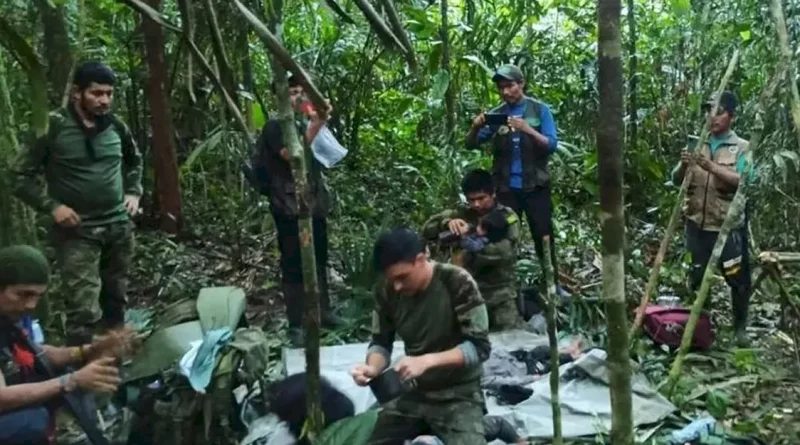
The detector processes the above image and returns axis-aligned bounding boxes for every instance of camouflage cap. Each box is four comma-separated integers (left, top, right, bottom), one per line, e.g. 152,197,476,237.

492,65,524,83
703,90,738,115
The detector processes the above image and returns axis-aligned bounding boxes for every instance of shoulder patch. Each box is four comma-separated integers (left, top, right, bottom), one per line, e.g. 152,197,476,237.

506,212,519,225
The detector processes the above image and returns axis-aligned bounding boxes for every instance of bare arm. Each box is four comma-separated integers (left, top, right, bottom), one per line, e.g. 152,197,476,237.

0,369,63,413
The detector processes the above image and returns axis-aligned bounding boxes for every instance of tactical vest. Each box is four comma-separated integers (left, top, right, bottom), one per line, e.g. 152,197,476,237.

683,131,749,231
489,97,550,192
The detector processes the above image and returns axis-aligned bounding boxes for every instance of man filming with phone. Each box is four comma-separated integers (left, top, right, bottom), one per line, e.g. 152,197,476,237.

466,64,567,298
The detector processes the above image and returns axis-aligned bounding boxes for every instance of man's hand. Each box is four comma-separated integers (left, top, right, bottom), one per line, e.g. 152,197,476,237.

350,364,381,387
87,326,141,361
395,355,433,381
124,195,140,216
471,112,486,129
72,357,122,393
447,219,470,236
695,155,715,172
308,101,333,121
508,116,533,134
52,205,80,227
680,150,693,166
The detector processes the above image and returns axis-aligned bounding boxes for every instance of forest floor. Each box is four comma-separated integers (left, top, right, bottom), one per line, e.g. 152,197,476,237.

119,220,800,444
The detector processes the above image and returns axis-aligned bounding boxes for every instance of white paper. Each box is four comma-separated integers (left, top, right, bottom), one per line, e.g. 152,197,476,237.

310,125,348,168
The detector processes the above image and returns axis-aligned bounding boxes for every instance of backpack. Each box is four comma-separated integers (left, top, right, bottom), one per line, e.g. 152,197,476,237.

122,287,271,445
641,305,714,350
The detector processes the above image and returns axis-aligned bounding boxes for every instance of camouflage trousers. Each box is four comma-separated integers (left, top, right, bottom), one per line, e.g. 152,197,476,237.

52,220,134,345
483,287,525,332
367,387,487,445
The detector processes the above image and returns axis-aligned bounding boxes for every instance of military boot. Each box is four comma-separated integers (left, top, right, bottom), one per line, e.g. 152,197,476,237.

732,287,751,348
283,283,306,348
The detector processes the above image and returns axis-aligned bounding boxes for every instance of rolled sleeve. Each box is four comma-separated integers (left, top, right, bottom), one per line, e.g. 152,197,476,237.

367,283,396,360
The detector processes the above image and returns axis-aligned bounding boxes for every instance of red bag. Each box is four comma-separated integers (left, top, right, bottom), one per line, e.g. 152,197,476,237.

641,305,714,350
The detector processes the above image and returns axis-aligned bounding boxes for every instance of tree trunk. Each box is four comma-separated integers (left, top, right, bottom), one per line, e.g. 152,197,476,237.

268,0,324,440
380,0,418,71
440,0,455,140
626,0,637,150
597,0,633,443
0,53,36,247
541,236,563,444
142,0,183,234
32,0,73,107
770,0,800,149
202,0,237,103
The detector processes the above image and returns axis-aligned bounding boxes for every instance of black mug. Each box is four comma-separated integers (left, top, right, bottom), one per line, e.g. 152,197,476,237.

369,368,412,404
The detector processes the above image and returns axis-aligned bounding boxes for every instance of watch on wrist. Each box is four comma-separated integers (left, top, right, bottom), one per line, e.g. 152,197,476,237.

59,373,77,393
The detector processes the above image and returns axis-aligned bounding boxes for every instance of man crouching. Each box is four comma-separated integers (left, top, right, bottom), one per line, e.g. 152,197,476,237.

351,228,491,444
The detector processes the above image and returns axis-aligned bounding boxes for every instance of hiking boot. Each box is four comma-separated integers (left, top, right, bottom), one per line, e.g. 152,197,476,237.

288,326,305,348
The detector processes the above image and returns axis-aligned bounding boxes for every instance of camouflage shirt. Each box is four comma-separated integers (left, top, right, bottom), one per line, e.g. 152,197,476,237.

368,262,490,395
422,204,519,293
11,106,143,227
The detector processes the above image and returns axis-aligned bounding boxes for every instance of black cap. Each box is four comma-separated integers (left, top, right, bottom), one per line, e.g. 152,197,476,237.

492,65,524,83
703,91,737,115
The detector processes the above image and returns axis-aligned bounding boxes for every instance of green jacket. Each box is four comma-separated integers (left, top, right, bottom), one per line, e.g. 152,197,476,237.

422,204,519,295
11,107,143,227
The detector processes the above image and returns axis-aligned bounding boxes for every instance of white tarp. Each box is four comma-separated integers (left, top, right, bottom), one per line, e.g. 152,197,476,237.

282,330,676,439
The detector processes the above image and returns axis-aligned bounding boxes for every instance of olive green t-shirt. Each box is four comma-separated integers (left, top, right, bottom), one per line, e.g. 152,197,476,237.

369,262,490,395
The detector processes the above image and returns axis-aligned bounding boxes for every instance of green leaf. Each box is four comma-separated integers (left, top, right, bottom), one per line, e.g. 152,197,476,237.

252,102,266,130
670,0,691,15
706,390,729,419
428,42,442,74
739,30,751,41
432,70,450,101
317,410,378,445
461,54,494,75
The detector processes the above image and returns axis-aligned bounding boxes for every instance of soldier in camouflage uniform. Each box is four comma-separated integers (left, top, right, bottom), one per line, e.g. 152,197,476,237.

12,62,142,346
422,169,524,331
351,228,491,445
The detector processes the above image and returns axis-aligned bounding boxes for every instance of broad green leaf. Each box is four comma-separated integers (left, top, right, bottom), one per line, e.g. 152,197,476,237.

432,70,450,101
670,0,691,16
428,42,442,74
317,410,378,445
706,390,729,419
252,102,266,130
461,54,494,75
739,30,751,41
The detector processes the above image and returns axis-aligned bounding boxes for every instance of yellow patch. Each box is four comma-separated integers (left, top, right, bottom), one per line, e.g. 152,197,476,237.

506,213,519,224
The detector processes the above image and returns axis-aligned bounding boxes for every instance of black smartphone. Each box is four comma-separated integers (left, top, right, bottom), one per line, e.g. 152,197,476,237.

486,113,508,126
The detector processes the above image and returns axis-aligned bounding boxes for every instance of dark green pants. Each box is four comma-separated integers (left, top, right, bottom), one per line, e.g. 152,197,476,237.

367,391,487,445
52,220,134,345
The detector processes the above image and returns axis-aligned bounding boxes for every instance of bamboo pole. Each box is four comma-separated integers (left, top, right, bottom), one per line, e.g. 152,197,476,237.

629,48,740,339
233,0,330,117
665,67,786,396
542,236,563,444
267,0,324,440
770,0,800,149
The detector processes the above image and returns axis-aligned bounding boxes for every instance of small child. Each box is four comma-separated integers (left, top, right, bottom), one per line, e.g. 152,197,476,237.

452,209,510,267
460,208,511,252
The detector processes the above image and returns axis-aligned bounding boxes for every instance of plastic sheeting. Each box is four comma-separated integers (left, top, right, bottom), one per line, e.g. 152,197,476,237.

283,330,676,439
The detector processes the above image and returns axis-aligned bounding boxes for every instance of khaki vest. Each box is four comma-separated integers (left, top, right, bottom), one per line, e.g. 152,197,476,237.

683,131,749,231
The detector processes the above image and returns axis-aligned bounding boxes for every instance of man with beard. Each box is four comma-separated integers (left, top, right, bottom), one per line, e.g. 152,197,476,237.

672,91,754,347
422,169,524,331
12,61,142,346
